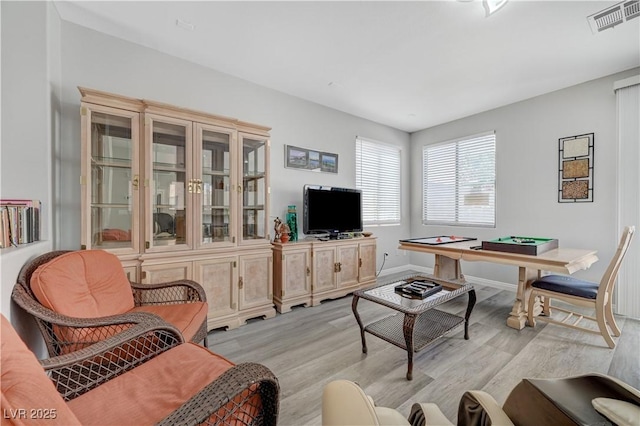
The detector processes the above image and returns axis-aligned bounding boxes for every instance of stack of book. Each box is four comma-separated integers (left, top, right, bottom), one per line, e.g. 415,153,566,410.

0,199,41,248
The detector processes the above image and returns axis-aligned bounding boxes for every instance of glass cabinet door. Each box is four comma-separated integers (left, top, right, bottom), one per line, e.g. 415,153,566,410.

238,132,270,245
81,105,140,254
195,124,236,248
145,114,193,252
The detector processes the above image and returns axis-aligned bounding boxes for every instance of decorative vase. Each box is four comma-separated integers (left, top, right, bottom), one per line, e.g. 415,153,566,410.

286,205,298,242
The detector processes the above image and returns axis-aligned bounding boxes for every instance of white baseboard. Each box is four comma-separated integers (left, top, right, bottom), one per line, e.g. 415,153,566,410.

376,264,432,277
378,263,516,293
465,275,516,293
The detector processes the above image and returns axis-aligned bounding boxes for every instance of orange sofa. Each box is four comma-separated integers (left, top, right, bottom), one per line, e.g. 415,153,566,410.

1,314,279,425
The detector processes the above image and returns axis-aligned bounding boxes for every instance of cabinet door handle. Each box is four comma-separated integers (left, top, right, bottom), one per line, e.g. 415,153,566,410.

239,277,244,289
359,258,362,268
132,175,139,190
306,267,311,276
196,179,203,194
188,179,194,193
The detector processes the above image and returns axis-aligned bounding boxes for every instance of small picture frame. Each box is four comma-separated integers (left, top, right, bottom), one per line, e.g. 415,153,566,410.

320,152,338,173
558,133,594,203
285,145,338,173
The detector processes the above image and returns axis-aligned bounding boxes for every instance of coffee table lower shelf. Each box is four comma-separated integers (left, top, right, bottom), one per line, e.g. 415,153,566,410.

364,309,465,352
352,274,476,380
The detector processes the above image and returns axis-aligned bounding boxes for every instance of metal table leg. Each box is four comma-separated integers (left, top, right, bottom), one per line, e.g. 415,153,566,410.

464,289,476,340
403,313,417,380
351,295,367,354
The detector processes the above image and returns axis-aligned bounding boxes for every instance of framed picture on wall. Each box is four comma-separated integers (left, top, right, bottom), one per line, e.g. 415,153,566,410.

285,145,338,173
285,145,309,169
320,152,338,173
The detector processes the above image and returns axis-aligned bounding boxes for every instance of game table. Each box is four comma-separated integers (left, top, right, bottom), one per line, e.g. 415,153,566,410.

398,236,598,330
481,236,558,256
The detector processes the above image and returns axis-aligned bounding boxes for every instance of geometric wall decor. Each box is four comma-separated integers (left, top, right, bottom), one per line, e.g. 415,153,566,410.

558,133,594,202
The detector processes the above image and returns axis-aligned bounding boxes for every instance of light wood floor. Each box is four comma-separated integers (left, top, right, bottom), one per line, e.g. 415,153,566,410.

210,272,640,425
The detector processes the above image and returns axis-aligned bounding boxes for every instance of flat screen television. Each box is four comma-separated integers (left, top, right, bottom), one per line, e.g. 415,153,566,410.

303,185,363,238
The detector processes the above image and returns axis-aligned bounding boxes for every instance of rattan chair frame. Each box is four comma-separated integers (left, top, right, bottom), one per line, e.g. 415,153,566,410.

157,362,279,426
12,250,209,356
38,319,279,425
40,317,185,399
527,226,635,349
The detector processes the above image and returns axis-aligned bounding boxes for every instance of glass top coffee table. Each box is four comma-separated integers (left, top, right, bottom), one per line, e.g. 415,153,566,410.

352,274,476,380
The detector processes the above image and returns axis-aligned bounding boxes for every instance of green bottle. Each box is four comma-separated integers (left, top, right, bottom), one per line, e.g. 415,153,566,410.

286,205,298,242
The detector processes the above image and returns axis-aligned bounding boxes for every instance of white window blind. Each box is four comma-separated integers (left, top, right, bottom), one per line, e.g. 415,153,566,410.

356,137,401,225
423,131,496,227
615,79,640,317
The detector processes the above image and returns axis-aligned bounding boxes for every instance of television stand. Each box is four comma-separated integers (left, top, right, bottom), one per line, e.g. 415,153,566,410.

272,237,377,313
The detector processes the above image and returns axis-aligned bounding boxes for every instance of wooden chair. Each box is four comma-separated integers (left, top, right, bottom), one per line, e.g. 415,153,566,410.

12,250,209,356
528,226,635,348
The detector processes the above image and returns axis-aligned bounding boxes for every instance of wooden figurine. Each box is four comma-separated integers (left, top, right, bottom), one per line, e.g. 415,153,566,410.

273,217,291,243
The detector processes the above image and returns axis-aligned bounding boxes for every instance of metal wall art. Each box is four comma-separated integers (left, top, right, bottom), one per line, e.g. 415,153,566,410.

558,133,594,202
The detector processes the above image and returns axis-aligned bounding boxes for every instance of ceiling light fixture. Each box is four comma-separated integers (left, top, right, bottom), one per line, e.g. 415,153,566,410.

483,0,508,17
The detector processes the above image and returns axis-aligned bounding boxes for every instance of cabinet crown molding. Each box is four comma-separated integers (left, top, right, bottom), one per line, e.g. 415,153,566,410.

78,87,271,132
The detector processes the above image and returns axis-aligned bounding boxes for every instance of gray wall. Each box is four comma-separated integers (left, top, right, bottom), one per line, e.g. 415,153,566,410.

410,67,640,286
1,1,52,233
1,1,60,355
58,21,412,271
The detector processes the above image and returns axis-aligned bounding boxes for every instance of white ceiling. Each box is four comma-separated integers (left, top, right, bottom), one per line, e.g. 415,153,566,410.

54,1,640,132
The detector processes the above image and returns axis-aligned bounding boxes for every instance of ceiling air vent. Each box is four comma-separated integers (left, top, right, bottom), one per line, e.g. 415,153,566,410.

587,0,639,33
624,0,640,20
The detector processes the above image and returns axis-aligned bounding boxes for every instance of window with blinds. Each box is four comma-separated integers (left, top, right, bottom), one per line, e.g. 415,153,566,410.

356,137,401,225
422,131,496,227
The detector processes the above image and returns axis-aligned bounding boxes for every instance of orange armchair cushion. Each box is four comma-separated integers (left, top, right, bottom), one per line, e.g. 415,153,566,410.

132,302,208,343
67,343,236,425
30,250,135,317
0,315,81,426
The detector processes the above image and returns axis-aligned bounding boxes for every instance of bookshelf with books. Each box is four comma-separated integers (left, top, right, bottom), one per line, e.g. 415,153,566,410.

0,200,42,248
